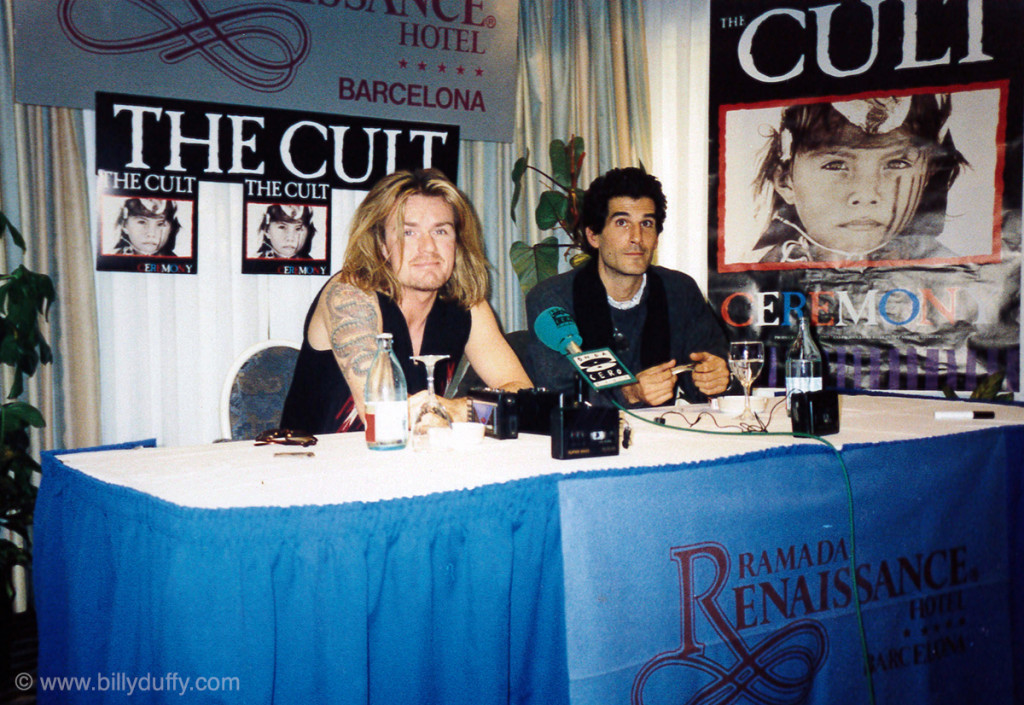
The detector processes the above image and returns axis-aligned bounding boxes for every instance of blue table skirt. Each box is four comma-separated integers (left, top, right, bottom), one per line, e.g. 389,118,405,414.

32,428,1024,704
34,452,570,704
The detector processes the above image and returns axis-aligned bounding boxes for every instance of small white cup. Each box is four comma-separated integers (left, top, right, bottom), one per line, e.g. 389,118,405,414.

451,421,484,447
426,426,454,450
714,395,768,414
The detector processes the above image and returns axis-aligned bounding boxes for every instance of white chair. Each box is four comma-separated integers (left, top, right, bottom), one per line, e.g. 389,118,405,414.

219,340,301,440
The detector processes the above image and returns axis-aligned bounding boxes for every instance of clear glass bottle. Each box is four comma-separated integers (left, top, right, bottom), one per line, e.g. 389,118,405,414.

364,333,408,450
785,314,823,413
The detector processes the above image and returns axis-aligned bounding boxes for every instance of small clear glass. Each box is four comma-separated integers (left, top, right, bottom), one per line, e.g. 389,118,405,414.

728,342,765,423
410,354,453,451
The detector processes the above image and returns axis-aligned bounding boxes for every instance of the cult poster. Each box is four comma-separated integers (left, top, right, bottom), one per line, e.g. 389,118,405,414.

708,0,1022,394
93,92,459,275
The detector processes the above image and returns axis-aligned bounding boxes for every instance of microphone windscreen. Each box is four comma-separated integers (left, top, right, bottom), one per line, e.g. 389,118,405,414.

534,306,583,354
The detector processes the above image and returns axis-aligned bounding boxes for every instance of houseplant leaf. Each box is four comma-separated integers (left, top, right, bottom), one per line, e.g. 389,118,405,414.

510,152,529,223
509,236,560,296
1,401,46,432
535,190,568,230
0,208,57,611
971,371,1005,399
533,236,561,283
548,139,571,189
569,136,585,179
0,212,26,252
508,136,590,294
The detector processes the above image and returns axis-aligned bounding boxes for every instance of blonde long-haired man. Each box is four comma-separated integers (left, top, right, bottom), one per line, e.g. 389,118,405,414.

281,169,532,434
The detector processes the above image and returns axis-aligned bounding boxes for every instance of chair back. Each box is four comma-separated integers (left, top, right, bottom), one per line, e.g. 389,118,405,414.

219,340,301,440
449,330,532,397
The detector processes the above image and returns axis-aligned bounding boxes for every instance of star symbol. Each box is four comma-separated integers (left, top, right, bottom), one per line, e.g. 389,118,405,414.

399,59,408,69
456,66,465,75
438,63,447,73
418,61,427,71
475,67,484,76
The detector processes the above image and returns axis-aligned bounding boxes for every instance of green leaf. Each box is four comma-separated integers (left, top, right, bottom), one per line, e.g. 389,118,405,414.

0,540,31,567
509,236,560,296
0,211,26,252
39,336,53,365
971,371,1005,399
569,136,585,173
566,186,586,241
548,139,570,189
569,252,592,269
1,401,46,430
510,153,529,223
509,241,535,296
533,235,561,283
511,153,529,184
0,262,56,398
536,190,568,230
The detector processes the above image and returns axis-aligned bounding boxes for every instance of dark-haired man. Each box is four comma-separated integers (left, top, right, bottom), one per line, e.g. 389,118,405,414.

525,167,730,407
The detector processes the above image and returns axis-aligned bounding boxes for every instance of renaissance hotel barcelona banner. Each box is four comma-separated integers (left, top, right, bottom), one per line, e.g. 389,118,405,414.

559,436,1015,704
14,0,518,142
706,0,1022,396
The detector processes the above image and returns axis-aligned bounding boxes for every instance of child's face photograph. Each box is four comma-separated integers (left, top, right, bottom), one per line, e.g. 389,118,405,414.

123,213,173,255
264,220,310,258
772,128,930,259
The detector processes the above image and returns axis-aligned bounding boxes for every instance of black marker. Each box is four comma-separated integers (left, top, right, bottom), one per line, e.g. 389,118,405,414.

933,410,995,420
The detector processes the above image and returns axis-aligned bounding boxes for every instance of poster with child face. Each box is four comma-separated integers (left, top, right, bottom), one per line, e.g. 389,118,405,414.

96,192,198,274
708,0,1021,395
241,201,330,275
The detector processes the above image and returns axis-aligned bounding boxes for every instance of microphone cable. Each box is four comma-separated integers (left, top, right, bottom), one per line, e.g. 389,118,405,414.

612,397,877,705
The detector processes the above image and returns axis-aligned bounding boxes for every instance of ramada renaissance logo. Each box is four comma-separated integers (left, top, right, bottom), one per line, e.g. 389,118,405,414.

58,0,311,91
631,542,829,705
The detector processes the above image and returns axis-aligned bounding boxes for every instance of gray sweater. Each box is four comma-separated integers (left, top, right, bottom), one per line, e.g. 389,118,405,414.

524,264,729,407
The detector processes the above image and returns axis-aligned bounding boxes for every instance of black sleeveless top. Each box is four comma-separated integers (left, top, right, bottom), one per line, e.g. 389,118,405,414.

280,288,472,434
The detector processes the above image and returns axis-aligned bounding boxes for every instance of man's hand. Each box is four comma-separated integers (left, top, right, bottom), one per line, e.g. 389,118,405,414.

622,360,678,407
689,351,730,396
408,390,469,424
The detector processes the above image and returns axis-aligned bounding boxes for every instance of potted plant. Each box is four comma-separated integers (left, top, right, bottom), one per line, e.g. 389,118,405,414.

509,136,590,295
0,208,55,671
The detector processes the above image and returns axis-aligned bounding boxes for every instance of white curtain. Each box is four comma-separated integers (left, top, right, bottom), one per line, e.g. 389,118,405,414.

642,0,712,289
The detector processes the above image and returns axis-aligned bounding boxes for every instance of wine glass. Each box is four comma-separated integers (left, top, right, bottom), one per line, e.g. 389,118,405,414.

410,354,452,451
728,342,765,423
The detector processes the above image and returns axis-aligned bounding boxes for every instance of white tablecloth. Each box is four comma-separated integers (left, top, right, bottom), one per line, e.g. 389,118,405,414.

62,394,1023,509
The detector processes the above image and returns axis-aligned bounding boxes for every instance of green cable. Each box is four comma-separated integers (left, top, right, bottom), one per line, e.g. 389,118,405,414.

614,401,877,705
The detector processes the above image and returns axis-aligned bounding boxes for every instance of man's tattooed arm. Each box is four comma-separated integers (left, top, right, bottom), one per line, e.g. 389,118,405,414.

323,282,382,421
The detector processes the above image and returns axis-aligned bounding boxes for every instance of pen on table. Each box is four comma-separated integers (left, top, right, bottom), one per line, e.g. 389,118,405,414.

671,363,696,376
934,410,995,420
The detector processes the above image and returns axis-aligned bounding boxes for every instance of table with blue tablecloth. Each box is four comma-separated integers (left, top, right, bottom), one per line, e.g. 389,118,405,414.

33,395,1024,704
